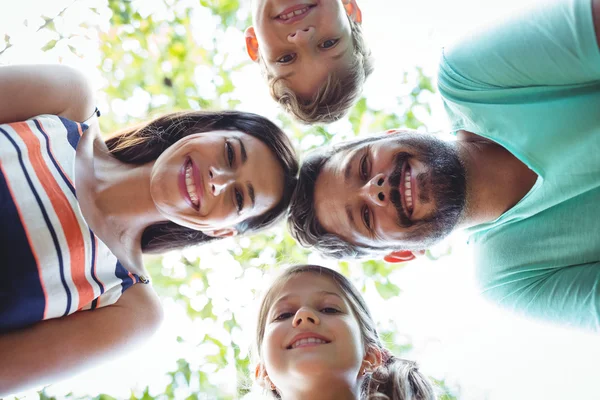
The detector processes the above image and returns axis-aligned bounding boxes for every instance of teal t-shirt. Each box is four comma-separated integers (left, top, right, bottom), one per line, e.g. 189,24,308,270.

437,0,600,331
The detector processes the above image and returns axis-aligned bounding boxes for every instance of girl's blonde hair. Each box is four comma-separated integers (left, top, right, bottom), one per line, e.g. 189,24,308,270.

254,264,436,400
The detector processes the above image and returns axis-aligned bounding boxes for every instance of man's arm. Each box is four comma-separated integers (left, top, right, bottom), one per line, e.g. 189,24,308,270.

0,284,163,396
439,0,600,93
0,64,96,125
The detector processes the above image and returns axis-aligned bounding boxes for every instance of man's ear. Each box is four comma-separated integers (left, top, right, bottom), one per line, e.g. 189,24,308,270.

204,227,238,238
244,27,260,62
342,0,362,23
383,250,417,263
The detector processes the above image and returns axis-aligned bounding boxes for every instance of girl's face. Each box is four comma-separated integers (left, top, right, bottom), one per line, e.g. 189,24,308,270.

260,272,366,396
150,130,284,236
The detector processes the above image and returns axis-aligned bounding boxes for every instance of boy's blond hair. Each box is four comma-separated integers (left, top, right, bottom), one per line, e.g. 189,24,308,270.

260,18,373,124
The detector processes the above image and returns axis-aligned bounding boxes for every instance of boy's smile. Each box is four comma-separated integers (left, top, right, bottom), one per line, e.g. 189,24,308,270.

246,0,360,99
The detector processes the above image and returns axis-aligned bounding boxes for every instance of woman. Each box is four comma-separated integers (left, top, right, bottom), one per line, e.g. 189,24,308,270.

254,264,436,400
0,64,298,395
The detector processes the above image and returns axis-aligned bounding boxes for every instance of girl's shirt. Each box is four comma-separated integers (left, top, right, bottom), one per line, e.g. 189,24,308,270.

0,115,146,332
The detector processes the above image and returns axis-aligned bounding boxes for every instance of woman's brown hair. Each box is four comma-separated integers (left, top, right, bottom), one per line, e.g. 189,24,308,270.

105,110,298,253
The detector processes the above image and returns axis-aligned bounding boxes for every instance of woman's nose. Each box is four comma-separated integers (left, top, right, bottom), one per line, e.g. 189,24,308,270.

209,168,235,196
292,307,320,327
288,26,315,44
361,173,389,207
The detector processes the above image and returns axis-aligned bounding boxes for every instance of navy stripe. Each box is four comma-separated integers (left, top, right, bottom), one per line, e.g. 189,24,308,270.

57,117,85,151
33,119,76,196
90,298,98,310
88,229,104,294
115,261,136,293
0,126,72,318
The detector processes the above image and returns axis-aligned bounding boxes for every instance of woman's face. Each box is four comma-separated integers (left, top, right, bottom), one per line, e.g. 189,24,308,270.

260,272,366,396
150,130,284,236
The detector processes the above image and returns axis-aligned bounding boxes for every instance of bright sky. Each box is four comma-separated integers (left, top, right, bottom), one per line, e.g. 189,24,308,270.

3,0,600,399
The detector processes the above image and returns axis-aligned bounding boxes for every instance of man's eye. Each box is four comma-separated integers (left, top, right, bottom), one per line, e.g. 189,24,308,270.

277,54,296,64
320,39,339,49
274,312,293,321
235,189,244,212
362,206,372,230
360,154,369,180
226,141,235,166
321,307,340,314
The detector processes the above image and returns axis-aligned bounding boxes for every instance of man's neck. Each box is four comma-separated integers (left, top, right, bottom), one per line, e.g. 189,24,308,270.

455,130,538,228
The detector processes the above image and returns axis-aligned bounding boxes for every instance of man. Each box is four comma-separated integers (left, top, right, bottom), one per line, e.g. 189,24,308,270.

289,0,600,331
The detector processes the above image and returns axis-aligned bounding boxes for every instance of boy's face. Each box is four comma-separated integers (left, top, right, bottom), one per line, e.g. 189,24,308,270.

246,0,362,100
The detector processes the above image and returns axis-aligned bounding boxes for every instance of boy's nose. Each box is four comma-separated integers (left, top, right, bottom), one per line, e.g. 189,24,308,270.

288,26,315,44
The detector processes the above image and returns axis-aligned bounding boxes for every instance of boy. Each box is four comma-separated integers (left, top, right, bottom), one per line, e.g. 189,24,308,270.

245,0,373,124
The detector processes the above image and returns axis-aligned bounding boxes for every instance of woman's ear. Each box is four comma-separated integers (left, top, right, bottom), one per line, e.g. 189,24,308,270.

245,27,260,62
342,0,362,23
204,227,238,238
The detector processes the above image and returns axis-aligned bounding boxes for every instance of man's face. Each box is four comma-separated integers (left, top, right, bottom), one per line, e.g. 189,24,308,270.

247,0,359,99
313,132,467,251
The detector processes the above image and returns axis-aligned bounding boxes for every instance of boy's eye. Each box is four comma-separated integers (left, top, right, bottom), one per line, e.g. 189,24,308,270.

362,205,372,231
277,54,296,64
320,39,339,49
321,307,340,314
359,154,369,180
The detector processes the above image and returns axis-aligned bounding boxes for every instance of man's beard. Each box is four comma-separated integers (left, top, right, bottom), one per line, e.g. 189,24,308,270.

386,133,466,249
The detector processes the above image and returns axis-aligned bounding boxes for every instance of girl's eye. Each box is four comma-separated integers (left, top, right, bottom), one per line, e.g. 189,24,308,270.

277,54,296,64
274,312,294,322
362,206,372,230
360,154,369,180
320,39,339,49
321,307,340,314
235,189,244,212
226,141,235,166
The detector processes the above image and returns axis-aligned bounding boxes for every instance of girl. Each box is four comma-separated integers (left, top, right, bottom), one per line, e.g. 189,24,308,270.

0,64,298,395
254,264,435,400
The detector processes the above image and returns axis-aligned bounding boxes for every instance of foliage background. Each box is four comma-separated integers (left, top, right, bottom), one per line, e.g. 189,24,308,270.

2,0,600,399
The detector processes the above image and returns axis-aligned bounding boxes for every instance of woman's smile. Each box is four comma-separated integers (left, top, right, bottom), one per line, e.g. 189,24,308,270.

179,156,205,211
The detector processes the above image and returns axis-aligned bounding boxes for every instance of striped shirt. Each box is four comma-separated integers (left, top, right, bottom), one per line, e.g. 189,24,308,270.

0,115,144,332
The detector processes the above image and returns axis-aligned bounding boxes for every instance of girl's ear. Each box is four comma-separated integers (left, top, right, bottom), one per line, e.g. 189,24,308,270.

204,227,238,238
245,27,260,62
342,0,362,23
360,346,383,376
255,363,274,390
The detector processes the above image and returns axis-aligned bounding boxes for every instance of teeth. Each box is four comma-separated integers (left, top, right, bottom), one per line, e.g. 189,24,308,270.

185,164,199,207
279,7,309,20
290,337,327,349
405,171,413,210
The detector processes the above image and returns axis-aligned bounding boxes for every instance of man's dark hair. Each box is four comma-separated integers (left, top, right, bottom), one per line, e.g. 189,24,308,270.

287,135,390,259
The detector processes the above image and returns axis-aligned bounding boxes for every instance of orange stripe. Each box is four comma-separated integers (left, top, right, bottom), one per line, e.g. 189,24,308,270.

13,122,94,309
0,160,49,318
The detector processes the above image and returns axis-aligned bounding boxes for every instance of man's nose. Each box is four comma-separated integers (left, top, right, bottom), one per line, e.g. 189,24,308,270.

209,168,235,196
292,307,320,327
287,26,315,44
361,173,389,207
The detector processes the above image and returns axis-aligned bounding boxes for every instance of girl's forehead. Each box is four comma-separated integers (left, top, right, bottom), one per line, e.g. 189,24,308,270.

267,272,348,307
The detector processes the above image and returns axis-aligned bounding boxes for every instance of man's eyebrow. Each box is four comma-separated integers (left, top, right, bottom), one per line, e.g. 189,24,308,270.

344,149,360,183
346,204,358,232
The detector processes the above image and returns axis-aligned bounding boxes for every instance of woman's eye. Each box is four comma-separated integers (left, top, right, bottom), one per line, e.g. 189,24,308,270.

277,54,296,64
321,307,340,314
362,206,372,230
320,39,339,49
360,154,369,180
226,142,235,166
274,312,293,321
235,189,244,212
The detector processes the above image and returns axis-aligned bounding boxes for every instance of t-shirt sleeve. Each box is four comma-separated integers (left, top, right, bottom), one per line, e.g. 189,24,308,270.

438,0,600,94
481,261,600,332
